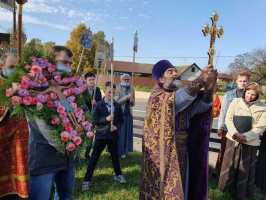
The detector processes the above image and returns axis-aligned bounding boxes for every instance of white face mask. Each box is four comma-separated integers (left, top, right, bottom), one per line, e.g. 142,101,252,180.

121,82,130,87
2,67,15,77
56,63,72,74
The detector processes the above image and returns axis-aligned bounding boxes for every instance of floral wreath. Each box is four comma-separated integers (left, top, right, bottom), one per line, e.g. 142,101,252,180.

2,57,95,153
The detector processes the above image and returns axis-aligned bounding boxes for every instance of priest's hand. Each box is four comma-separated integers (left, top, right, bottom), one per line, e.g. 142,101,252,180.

204,69,218,91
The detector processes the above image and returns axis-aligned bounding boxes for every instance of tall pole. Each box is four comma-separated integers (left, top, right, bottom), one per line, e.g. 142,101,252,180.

16,0,27,62
202,12,223,68
17,3,22,60
110,37,114,118
13,0,16,48
132,31,138,85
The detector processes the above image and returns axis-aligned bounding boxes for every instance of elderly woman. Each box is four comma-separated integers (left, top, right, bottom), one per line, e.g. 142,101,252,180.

115,73,135,158
218,82,266,200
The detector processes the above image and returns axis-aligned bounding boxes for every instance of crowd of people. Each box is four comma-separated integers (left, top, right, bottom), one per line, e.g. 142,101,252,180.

0,46,266,200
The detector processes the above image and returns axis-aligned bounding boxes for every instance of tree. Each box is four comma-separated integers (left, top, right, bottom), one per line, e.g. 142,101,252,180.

228,49,266,84
21,39,55,64
66,23,110,74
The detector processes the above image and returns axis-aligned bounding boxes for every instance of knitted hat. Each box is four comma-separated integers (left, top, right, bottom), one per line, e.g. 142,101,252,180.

152,60,175,80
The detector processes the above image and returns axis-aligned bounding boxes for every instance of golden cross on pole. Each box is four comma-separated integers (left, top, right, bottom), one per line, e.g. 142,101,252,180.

202,12,224,67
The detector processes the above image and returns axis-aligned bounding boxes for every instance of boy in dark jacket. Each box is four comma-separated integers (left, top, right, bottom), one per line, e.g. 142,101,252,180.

82,81,126,191
83,72,102,159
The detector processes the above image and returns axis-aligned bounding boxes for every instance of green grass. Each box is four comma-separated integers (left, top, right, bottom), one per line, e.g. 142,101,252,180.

74,152,264,200
74,151,141,200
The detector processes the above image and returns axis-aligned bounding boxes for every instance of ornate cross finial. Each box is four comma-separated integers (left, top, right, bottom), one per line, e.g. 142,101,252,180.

202,12,224,67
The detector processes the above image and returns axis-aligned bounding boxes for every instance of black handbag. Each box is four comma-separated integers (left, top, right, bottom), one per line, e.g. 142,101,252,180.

233,115,252,133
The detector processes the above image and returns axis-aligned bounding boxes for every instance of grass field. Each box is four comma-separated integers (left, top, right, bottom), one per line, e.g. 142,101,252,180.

73,151,264,200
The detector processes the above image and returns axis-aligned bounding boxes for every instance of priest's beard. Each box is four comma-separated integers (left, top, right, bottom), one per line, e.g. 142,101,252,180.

162,78,183,91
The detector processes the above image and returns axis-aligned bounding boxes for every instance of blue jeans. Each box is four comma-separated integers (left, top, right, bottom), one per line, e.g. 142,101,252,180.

29,165,75,200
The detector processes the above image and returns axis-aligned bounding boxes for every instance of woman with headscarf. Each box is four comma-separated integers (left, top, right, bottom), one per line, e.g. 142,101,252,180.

218,82,266,200
115,73,135,158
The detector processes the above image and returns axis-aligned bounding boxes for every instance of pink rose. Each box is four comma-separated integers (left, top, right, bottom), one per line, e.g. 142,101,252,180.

20,77,30,89
6,88,14,97
72,136,82,146
64,123,74,132
60,131,71,143
11,96,22,106
22,96,33,106
66,143,76,152
56,105,65,114
51,117,60,125
30,65,42,74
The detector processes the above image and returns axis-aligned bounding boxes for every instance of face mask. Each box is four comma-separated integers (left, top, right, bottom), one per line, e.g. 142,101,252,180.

56,63,72,74
121,82,130,87
2,67,15,77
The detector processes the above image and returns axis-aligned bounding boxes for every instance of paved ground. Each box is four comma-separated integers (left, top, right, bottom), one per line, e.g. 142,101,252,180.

132,91,219,168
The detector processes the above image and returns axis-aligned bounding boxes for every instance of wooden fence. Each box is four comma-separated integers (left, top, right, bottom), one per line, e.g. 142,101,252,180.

133,116,221,153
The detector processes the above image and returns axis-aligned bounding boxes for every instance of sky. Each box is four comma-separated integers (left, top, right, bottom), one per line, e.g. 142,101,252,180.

0,0,266,72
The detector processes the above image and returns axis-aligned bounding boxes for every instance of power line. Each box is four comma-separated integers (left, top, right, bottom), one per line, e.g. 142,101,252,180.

114,55,235,59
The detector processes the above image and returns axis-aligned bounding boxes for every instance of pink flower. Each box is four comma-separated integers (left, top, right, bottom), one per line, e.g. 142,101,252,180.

54,75,61,82
11,96,22,106
62,117,70,124
51,117,60,125
48,64,56,73
66,143,76,152
56,105,65,114
60,131,71,143
59,112,67,118
72,136,82,146
86,131,95,139
64,123,74,132
6,88,14,97
31,97,38,105
22,96,33,106
30,65,42,74
20,77,30,89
